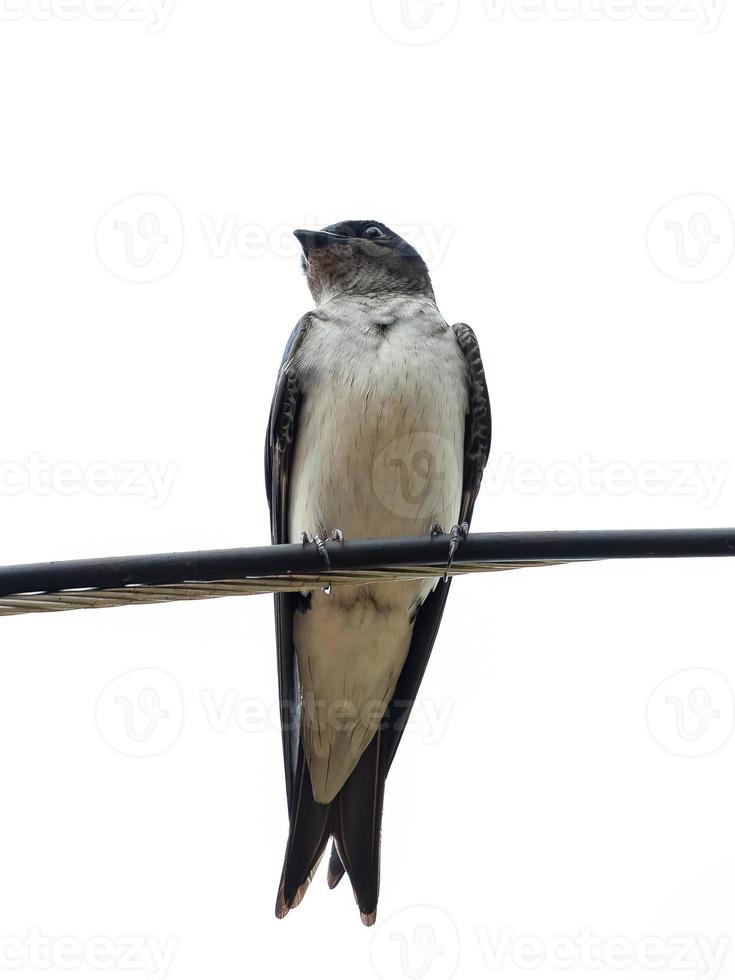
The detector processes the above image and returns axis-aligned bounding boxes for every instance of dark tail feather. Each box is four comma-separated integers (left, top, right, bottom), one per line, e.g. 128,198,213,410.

277,733,386,925
327,841,346,889
330,731,386,926
275,747,332,918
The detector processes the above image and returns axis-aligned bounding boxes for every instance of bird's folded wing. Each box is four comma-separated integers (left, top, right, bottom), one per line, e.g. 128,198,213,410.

264,314,313,806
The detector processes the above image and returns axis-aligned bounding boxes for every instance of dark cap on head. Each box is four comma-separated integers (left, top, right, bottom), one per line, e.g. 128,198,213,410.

293,220,434,305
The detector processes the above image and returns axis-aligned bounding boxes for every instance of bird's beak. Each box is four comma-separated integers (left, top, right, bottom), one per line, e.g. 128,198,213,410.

293,229,348,255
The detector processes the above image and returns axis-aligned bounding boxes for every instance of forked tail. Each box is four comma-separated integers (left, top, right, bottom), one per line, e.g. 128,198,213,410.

275,733,385,926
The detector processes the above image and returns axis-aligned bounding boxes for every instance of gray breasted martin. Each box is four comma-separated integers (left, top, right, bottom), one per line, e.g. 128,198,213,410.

265,220,491,925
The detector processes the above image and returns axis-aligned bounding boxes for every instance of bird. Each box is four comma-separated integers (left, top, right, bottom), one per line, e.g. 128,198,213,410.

264,219,491,925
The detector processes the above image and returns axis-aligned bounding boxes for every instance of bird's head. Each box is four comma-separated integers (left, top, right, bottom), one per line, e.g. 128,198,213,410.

294,220,434,305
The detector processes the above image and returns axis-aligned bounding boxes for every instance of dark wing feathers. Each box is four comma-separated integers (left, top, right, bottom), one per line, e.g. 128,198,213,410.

265,314,311,533
453,322,492,526
265,314,312,805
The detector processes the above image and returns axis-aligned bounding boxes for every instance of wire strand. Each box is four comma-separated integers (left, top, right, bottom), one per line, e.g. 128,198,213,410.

0,560,570,617
0,527,732,619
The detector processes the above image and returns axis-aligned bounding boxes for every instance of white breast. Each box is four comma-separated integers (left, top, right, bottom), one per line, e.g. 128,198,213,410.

288,296,468,546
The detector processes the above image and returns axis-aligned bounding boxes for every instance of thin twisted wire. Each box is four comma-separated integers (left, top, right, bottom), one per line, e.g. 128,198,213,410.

0,559,571,617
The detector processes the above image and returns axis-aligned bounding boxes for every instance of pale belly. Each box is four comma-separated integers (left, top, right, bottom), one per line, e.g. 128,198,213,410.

287,312,467,802
288,380,464,545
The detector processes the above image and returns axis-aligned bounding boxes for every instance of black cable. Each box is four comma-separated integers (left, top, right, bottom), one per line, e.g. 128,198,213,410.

1,528,733,599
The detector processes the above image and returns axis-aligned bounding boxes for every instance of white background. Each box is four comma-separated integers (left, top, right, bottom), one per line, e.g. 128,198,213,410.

1,2,734,979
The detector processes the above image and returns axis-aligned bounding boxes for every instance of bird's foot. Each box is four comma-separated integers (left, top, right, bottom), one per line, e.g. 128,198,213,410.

300,530,330,569
444,522,469,582
300,530,344,594
430,521,444,537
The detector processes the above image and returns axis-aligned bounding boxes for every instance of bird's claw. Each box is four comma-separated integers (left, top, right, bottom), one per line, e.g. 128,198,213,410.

300,531,330,569
299,529,344,575
444,522,469,582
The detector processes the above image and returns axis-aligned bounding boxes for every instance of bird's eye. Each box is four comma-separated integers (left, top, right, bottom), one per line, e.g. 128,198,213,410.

363,225,385,240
